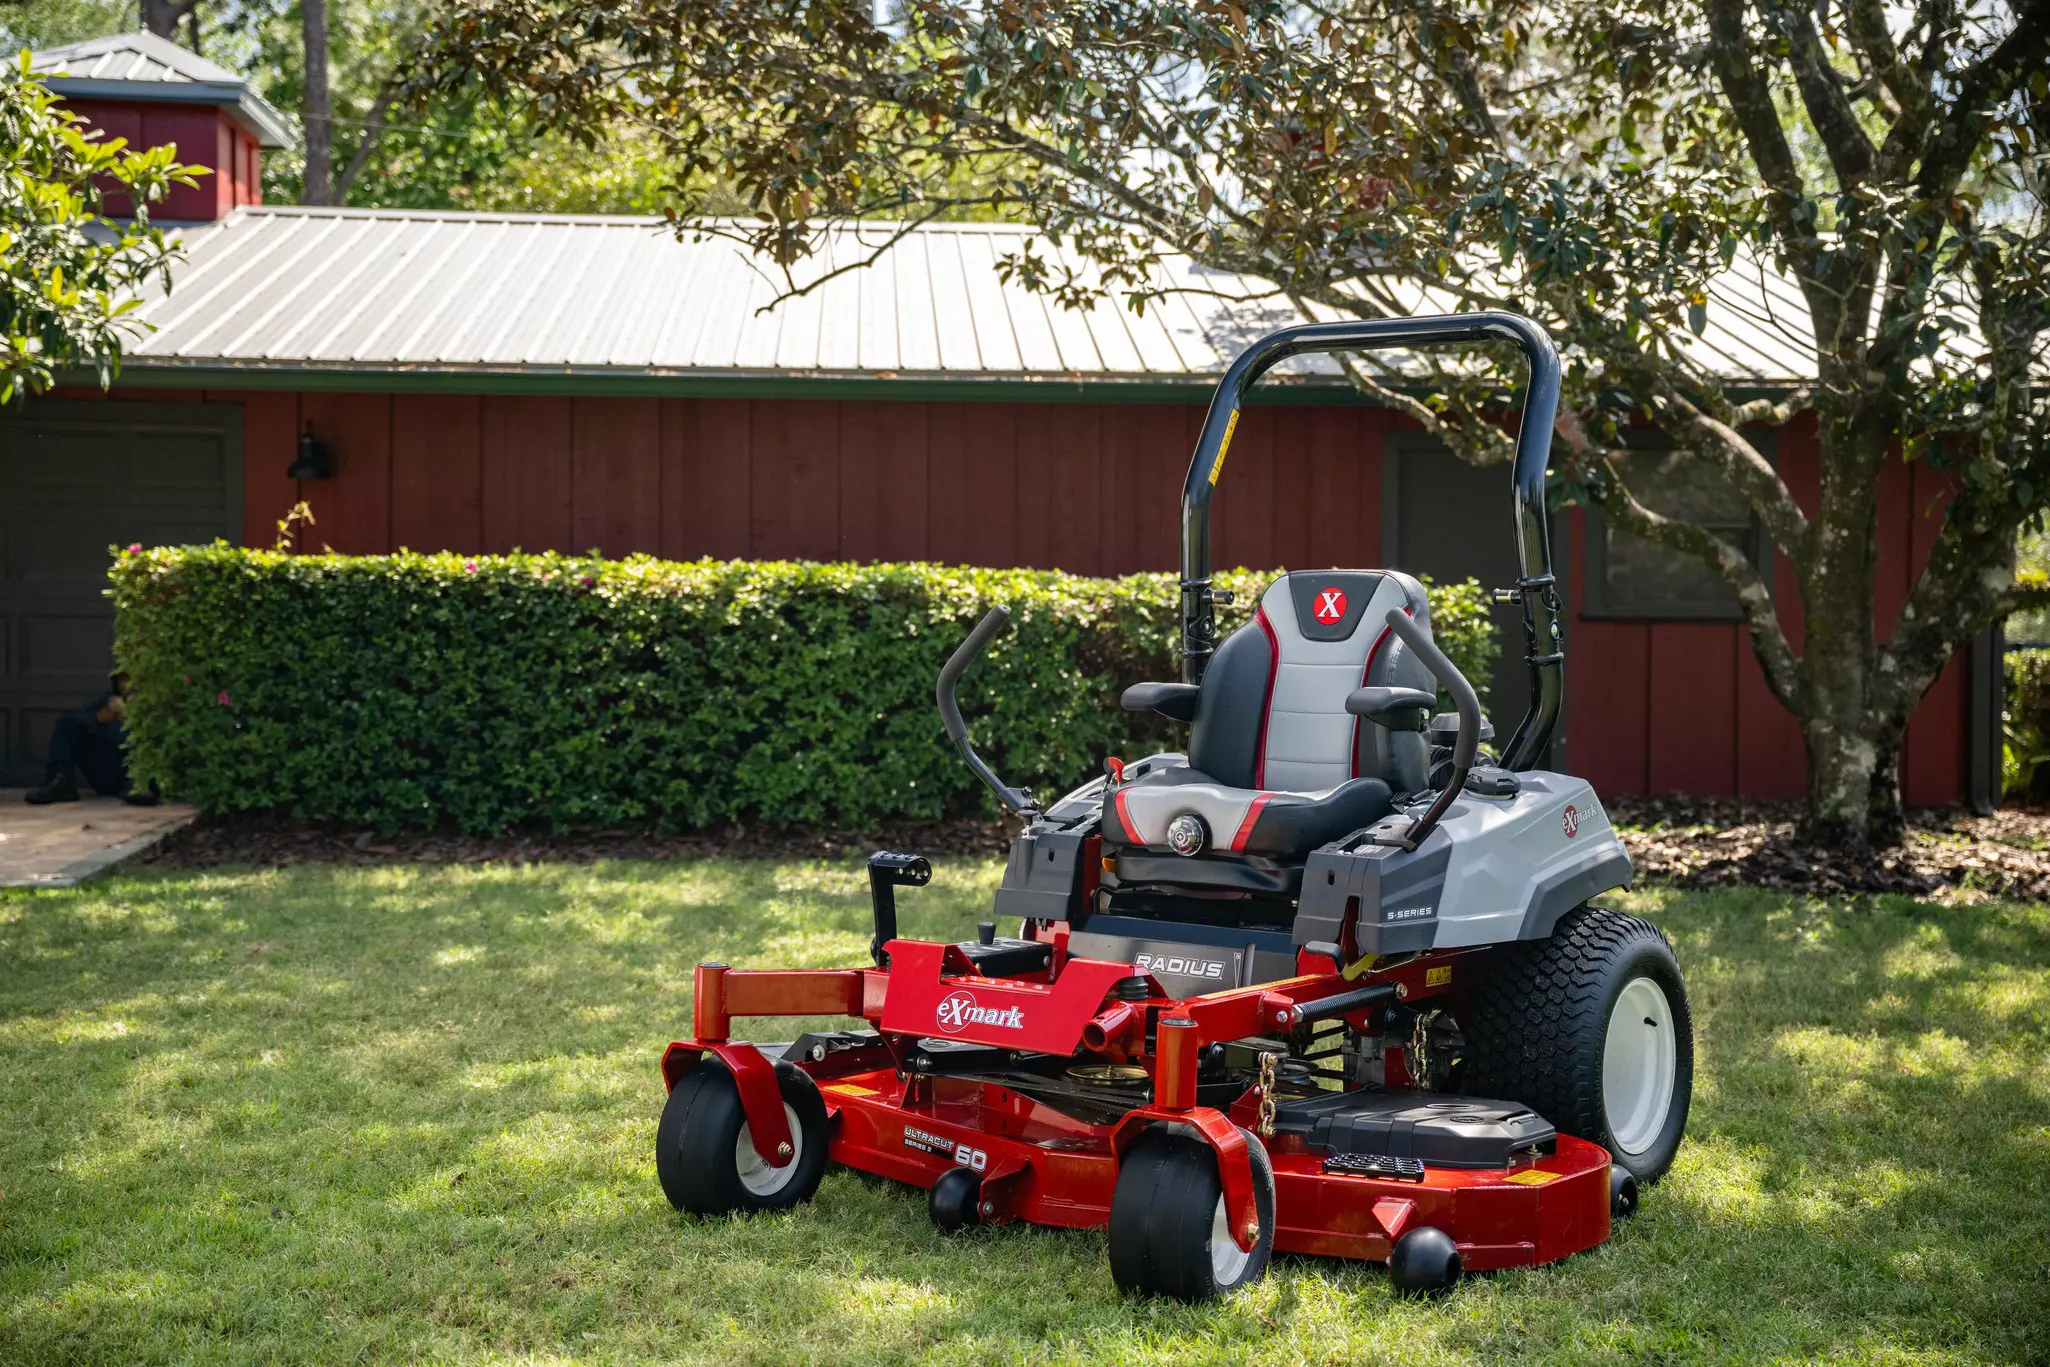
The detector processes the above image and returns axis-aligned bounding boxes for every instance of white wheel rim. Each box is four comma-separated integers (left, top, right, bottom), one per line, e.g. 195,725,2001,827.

735,1102,803,1197
1602,977,1677,1157
1208,1195,1252,1287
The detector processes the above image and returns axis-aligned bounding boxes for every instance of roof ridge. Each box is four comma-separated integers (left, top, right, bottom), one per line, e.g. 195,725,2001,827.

29,29,244,86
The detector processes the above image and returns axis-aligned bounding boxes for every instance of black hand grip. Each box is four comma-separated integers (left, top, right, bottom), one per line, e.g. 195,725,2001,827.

934,607,1038,816
1285,981,1400,1028
1384,610,1485,850
867,851,932,966
938,607,1012,743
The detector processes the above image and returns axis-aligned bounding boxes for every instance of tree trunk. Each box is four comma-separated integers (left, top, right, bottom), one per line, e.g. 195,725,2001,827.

1791,399,1904,848
301,0,335,206
140,0,196,41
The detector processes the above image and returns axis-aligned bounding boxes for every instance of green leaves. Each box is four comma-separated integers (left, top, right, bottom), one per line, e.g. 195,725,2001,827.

0,58,203,403
109,548,1497,833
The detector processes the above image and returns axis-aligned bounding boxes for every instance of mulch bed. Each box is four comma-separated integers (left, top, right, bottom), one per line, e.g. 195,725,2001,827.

1608,797,2050,902
143,799,2050,902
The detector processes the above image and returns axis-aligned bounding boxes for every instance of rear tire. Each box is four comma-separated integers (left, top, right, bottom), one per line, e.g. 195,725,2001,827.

656,1059,829,1215
1108,1125,1275,1302
1457,905,1693,1182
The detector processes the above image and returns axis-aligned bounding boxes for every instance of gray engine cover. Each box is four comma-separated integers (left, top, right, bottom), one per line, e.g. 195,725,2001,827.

1294,770,1632,953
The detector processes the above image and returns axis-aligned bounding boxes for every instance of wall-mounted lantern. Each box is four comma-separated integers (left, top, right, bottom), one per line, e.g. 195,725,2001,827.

287,423,332,480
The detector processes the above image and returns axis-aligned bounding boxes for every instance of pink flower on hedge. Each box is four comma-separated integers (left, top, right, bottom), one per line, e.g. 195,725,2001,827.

464,560,478,573
126,543,141,555
580,575,595,588
217,690,231,706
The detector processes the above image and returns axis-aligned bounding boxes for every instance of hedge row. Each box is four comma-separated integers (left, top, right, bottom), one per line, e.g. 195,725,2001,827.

109,549,1500,832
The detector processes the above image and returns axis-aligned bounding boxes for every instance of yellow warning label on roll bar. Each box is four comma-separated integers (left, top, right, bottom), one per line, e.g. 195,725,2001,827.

1207,409,1239,485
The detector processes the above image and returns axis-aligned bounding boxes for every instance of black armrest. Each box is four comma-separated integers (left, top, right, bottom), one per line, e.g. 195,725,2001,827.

1121,681,1201,723
1346,686,1437,728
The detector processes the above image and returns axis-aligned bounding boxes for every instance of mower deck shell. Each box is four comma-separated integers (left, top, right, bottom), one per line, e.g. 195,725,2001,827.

801,1064,1612,1269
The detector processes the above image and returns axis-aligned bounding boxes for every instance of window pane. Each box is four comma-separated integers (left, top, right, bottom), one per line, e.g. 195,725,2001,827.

1604,452,1750,607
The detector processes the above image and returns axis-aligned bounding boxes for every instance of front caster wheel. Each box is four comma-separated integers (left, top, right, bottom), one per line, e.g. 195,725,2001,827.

1389,1226,1462,1297
1108,1125,1275,1302
1610,1165,1639,1220
656,1059,828,1215
929,1166,982,1232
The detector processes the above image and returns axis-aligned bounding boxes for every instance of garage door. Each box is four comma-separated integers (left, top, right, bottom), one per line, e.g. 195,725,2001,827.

0,400,241,784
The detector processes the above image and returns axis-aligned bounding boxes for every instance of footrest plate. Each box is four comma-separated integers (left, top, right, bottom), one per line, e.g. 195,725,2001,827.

1322,1152,1426,1182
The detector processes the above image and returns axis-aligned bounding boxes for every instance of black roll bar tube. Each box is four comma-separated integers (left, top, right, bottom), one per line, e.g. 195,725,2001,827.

1178,312,1565,772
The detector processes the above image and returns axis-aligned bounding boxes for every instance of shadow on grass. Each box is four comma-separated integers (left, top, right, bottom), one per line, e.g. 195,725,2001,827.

0,866,2045,1364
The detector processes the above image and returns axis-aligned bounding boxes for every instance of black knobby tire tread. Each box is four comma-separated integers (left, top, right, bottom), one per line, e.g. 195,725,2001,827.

1456,905,1690,1179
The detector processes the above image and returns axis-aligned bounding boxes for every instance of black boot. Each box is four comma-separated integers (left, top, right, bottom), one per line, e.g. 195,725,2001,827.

25,765,79,805
121,779,161,808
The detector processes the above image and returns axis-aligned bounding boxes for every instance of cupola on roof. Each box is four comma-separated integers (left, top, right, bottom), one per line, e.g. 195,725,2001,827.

29,30,292,148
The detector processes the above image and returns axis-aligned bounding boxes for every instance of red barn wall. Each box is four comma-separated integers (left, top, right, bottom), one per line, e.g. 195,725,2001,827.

58,100,262,220
84,386,1970,803
1566,413,1967,806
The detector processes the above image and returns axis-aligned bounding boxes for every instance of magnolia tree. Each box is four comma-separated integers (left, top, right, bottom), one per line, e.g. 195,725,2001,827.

415,0,2049,843
1,55,201,401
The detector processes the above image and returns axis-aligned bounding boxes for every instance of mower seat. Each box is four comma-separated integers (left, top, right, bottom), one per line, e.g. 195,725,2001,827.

1103,570,1436,886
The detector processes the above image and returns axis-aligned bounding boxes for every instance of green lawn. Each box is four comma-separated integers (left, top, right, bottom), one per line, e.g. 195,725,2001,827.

2,861,2046,1365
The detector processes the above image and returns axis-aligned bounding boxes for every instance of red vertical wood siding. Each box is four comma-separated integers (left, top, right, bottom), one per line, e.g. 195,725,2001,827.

391,395,482,552
928,402,1017,567
570,397,662,557
60,101,261,221
218,389,301,549
1565,509,1653,796
481,396,572,553
298,393,391,552
660,398,750,559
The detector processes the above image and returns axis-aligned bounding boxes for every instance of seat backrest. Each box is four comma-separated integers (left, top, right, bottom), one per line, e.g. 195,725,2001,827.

1189,570,1435,792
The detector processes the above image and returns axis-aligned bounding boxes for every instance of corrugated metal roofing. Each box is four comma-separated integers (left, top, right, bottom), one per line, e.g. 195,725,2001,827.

124,205,1819,388
30,33,293,147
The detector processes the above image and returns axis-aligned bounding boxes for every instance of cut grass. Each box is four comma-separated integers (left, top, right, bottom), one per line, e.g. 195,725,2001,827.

2,861,2047,1365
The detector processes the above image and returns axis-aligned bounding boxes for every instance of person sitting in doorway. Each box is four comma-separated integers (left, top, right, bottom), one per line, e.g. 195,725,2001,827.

24,675,159,806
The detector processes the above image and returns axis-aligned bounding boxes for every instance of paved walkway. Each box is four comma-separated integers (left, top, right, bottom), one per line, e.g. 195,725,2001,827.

0,792,196,888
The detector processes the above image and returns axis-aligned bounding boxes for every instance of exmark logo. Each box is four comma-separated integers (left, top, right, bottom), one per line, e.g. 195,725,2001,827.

1313,587,1348,624
1137,952,1228,981
1562,804,1581,838
934,991,1026,1034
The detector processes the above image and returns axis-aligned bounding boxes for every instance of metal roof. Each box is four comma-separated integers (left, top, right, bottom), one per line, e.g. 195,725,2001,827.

121,205,1821,393
30,32,293,148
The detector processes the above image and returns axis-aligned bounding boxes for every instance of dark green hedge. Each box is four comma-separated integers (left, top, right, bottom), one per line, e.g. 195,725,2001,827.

109,549,1499,832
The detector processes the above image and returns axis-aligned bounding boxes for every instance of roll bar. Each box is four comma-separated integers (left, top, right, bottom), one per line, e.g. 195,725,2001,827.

1179,312,1565,772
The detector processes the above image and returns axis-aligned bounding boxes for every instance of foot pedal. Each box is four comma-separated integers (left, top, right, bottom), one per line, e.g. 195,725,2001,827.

1323,1152,1426,1181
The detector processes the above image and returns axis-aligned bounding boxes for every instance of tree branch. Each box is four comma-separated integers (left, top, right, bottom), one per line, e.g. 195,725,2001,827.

1913,0,2050,199
1760,0,1876,184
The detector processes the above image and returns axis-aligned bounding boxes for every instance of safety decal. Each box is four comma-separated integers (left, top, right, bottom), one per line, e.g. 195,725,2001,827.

1312,587,1348,624
1207,409,1240,485
1424,965,1453,987
1502,1169,1561,1185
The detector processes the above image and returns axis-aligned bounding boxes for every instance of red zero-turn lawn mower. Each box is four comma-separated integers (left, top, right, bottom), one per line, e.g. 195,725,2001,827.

656,313,1693,1300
